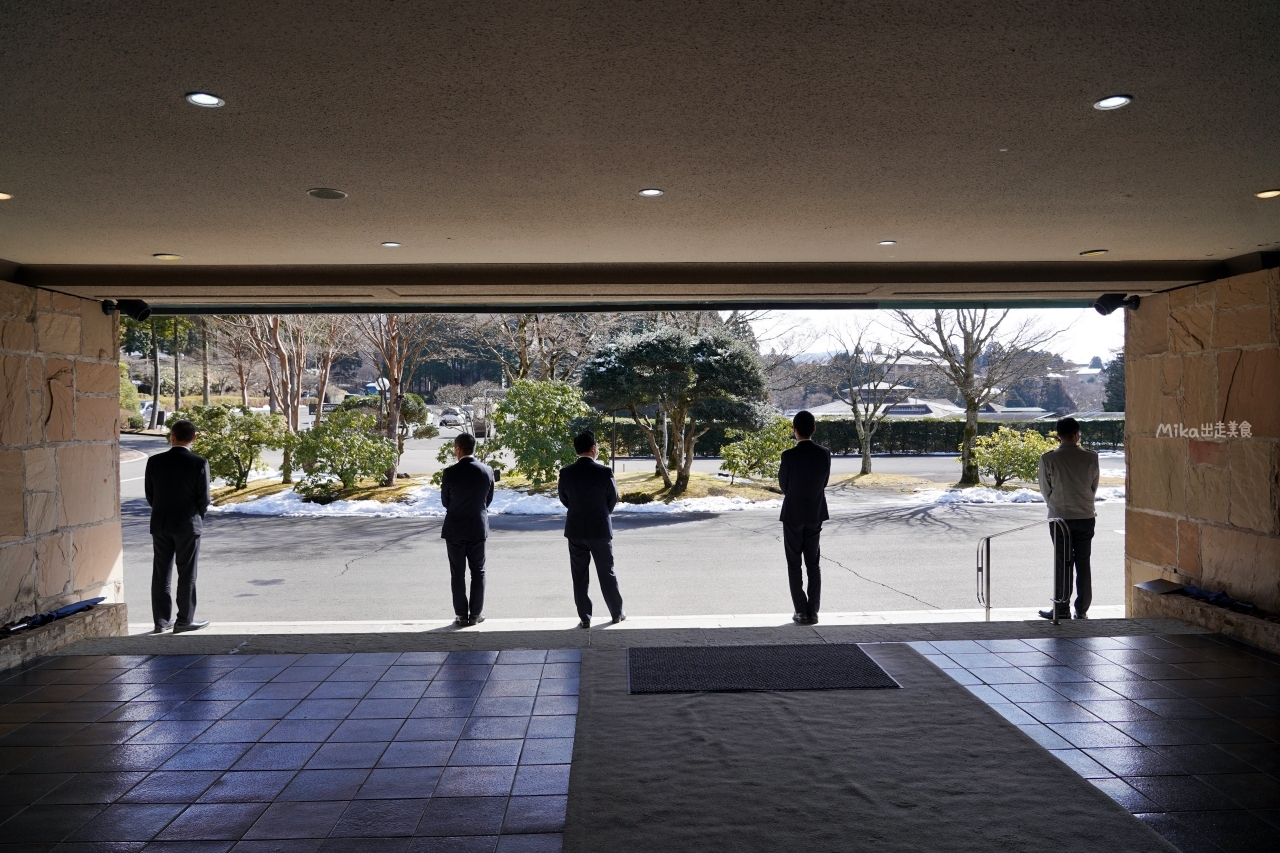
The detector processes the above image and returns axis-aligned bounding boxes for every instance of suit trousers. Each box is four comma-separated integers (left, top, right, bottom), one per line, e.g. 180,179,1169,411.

152,531,200,627
567,538,623,621
446,539,486,618
1050,518,1095,617
783,522,822,619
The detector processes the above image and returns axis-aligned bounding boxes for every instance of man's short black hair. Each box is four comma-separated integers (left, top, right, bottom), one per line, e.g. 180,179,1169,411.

573,430,597,455
170,419,196,443
793,410,816,439
1056,417,1081,438
454,432,476,455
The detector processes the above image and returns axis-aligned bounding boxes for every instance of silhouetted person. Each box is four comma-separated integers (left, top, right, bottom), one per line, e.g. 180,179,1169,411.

1038,417,1099,620
779,410,831,625
440,432,495,626
145,419,211,633
558,430,624,628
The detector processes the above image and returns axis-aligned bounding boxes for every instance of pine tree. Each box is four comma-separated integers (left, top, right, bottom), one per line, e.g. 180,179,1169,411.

1103,354,1125,411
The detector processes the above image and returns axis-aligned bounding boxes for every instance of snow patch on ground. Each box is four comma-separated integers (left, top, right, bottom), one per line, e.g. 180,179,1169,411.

919,485,1125,505
210,485,781,517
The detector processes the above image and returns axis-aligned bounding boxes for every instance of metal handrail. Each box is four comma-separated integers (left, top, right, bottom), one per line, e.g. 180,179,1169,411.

976,518,1072,624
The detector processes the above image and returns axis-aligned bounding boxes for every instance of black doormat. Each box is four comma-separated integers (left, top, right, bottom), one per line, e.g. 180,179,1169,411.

627,644,900,693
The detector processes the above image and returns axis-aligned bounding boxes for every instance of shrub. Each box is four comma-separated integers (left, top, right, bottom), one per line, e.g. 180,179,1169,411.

619,491,653,504
127,414,145,430
971,426,1059,486
720,417,795,484
292,409,398,489
295,473,343,504
119,362,141,413
492,380,593,487
174,404,289,490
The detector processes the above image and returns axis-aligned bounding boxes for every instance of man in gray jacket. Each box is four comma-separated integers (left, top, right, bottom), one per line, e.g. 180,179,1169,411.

1037,417,1100,620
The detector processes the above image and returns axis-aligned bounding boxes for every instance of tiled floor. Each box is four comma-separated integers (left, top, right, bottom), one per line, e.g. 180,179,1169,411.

0,649,579,852
910,634,1280,853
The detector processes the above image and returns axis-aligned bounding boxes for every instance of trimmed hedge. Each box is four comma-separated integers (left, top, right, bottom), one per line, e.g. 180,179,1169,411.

585,415,1124,457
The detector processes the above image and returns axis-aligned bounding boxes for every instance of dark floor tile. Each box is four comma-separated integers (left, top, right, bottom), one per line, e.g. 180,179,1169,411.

60,723,152,748
17,686,99,704
1099,680,1181,700
517,740,572,766
1048,749,1112,779
531,698,575,717
1082,747,1182,776
0,773,75,804
316,840,408,853
260,721,340,744
446,741,520,768
1089,778,1160,813
382,667,440,683
524,718,574,741
378,742,455,769
102,705,184,725
282,701,358,722
190,685,260,704
534,681,577,699
493,835,561,853
158,744,252,772
1124,775,1242,811
0,747,49,774
1174,809,1280,853
66,803,186,842
991,684,1067,704
432,767,515,798
140,841,235,853
231,743,321,772
296,655,352,667
245,686,315,703
270,668,336,685
91,744,184,773
222,702,300,722
1221,742,1280,773
197,772,296,804
13,745,116,774
410,701,475,720
129,722,215,746
154,804,269,841
1254,809,1280,829
1047,723,1139,749
328,667,390,683
354,768,442,800
1192,695,1273,718
0,803,104,841
433,667,492,683
133,687,207,705
511,765,569,797
1156,679,1240,699
215,669,288,685
442,653,498,666
538,664,577,681
1175,717,1273,744
191,722,275,745
329,720,403,743
1152,744,1260,775
328,799,427,837
1134,812,1223,853
1024,666,1090,684
424,684,485,701
276,770,369,802
365,683,428,701
546,650,579,664
38,773,148,805
1239,717,1280,740
160,703,241,723
120,772,222,804
242,801,348,840
1074,700,1161,723
460,720,528,742
305,683,373,701
1135,698,1222,720
305,742,387,770
349,700,418,721
1046,681,1126,702
489,666,543,683
55,842,151,852
407,834,499,851
414,796,506,836
1112,720,1207,747
471,699,533,719
1019,702,1101,725
35,704,124,725
1,723,88,747
396,720,467,742
1196,772,1280,809
986,704,1038,725
0,704,62,724
478,681,542,699
501,797,565,835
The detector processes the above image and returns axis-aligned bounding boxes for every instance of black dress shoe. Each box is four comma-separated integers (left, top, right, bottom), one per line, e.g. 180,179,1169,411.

792,613,807,625
172,621,209,633
152,622,173,634
1075,612,1088,619
468,615,486,626
454,616,468,627
578,618,591,629
611,613,626,624
1037,610,1069,621
807,614,819,625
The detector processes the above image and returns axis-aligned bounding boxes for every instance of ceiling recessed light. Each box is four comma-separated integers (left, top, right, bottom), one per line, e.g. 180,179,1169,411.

0,192,10,200
381,242,401,248
1093,95,1132,111
638,188,663,197
152,253,182,261
1257,189,1280,199
308,188,347,200
1079,249,1109,256
185,92,225,108
878,240,897,246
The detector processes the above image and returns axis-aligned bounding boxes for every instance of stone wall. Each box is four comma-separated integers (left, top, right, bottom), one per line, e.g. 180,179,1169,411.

0,281,123,625
1126,268,1280,616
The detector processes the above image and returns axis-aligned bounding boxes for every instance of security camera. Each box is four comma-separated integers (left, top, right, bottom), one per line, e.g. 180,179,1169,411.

102,299,152,321
1093,293,1141,316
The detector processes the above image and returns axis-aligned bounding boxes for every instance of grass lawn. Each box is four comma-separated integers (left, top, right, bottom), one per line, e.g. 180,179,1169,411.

211,476,427,507
499,468,780,503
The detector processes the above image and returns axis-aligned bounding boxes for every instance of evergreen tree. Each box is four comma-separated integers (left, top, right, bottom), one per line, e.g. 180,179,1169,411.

1103,354,1125,411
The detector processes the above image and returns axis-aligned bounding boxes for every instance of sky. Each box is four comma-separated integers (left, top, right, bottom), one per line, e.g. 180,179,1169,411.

749,307,1125,366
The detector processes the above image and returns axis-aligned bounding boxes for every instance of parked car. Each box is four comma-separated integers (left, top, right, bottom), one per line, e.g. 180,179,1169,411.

438,408,465,427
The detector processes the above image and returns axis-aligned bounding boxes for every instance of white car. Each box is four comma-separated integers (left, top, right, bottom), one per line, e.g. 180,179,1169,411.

438,408,465,427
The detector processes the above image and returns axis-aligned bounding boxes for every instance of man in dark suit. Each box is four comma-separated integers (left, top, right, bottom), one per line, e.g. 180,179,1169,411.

145,418,212,634
440,432,495,626
557,430,624,628
778,410,831,625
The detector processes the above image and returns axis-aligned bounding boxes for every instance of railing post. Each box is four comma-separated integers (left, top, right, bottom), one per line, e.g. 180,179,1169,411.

984,538,991,621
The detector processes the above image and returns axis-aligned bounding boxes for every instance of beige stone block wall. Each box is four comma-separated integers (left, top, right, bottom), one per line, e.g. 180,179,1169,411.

1125,268,1280,615
0,281,123,625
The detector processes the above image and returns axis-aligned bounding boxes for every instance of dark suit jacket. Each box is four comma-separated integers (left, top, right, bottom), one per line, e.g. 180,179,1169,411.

440,456,496,541
145,446,212,535
557,456,619,540
779,439,831,525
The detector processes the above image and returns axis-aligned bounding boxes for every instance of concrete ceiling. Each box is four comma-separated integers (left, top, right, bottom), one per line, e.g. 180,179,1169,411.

1,1,1278,306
